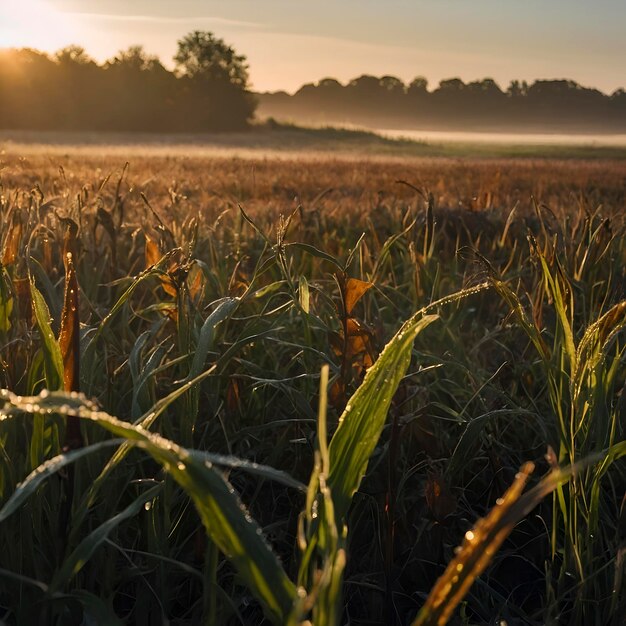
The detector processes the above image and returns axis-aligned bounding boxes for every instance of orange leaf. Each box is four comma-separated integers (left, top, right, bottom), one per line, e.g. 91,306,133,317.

2,216,22,266
59,252,80,393
413,462,535,626
59,251,83,449
145,235,161,268
145,235,178,297
425,474,456,522
187,263,205,301
344,277,373,315
329,378,346,411
13,277,32,323
345,317,375,364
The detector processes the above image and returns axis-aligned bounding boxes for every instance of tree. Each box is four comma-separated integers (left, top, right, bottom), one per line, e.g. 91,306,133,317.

174,31,256,130
436,78,466,94
408,76,429,96
507,79,528,98
103,46,174,131
55,45,95,67
466,78,502,95
106,45,164,73
379,75,405,95
174,31,249,87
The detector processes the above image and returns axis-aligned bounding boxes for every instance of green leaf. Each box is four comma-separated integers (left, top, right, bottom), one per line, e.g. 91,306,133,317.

186,450,306,492
285,242,343,270
327,313,438,522
3,390,297,624
328,283,489,524
30,280,63,390
0,440,123,521
50,485,161,591
185,297,239,382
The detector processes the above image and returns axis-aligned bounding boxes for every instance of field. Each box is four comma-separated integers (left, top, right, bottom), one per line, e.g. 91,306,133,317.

0,141,625,625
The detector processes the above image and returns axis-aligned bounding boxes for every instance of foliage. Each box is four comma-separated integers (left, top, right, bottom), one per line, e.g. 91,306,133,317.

0,33,256,132
0,154,624,625
258,75,626,132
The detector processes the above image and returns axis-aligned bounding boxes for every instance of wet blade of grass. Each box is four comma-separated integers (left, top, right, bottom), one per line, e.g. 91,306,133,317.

412,459,595,626
83,366,218,509
1,389,297,624
30,280,63,391
328,284,489,524
50,485,161,592
184,297,239,382
0,440,123,521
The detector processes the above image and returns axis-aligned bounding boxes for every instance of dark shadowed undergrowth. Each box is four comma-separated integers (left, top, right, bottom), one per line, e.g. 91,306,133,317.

0,156,624,625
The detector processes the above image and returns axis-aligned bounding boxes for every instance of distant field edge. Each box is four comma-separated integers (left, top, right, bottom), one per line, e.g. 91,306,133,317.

1,125,626,161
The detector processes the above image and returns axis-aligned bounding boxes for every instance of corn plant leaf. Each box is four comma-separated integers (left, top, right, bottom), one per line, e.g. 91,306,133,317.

59,252,80,393
328,311,437,521
145,235,178,297
51,485,161,591
186,450,307,492
284,242,343,270
412,457,600,626
343,277,373,315
58,251,82,450
0,390,296,623
327,284,489,524
412,462,535,626
30,280,63,390
145,235,161,267
185,297,239,382
1,215,22,266
0,440,123,521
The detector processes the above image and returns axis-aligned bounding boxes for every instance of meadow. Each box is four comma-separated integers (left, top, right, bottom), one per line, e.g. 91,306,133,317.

0,145,625,625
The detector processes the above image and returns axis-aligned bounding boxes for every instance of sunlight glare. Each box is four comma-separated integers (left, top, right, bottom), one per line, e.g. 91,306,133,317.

0,0,76,52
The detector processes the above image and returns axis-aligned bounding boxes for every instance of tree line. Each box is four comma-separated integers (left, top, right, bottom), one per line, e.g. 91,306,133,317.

0,32,256,132
1,31,624,134
258,75,626,132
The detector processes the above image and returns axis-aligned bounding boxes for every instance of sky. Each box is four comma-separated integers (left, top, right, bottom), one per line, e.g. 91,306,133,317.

0,0,624,94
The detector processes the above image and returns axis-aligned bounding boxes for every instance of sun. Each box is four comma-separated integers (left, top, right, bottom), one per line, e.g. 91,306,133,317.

0,0,76,52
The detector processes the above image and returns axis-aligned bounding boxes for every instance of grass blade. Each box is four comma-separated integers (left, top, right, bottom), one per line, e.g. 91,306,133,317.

412,458,599,626
30,280,63,390
0,440,123,522
50,485,161,591
2,390,297,623
327,284,488,524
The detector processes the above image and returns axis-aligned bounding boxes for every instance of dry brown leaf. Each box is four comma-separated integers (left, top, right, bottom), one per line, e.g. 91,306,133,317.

2,216,22,266
187,263,205,301
12,277,32,323
424,474,456,522
145,235,178,297
344,277,373,315
329,378,346,411
145,235,162,268
345,317,376,367
59,250,83,449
